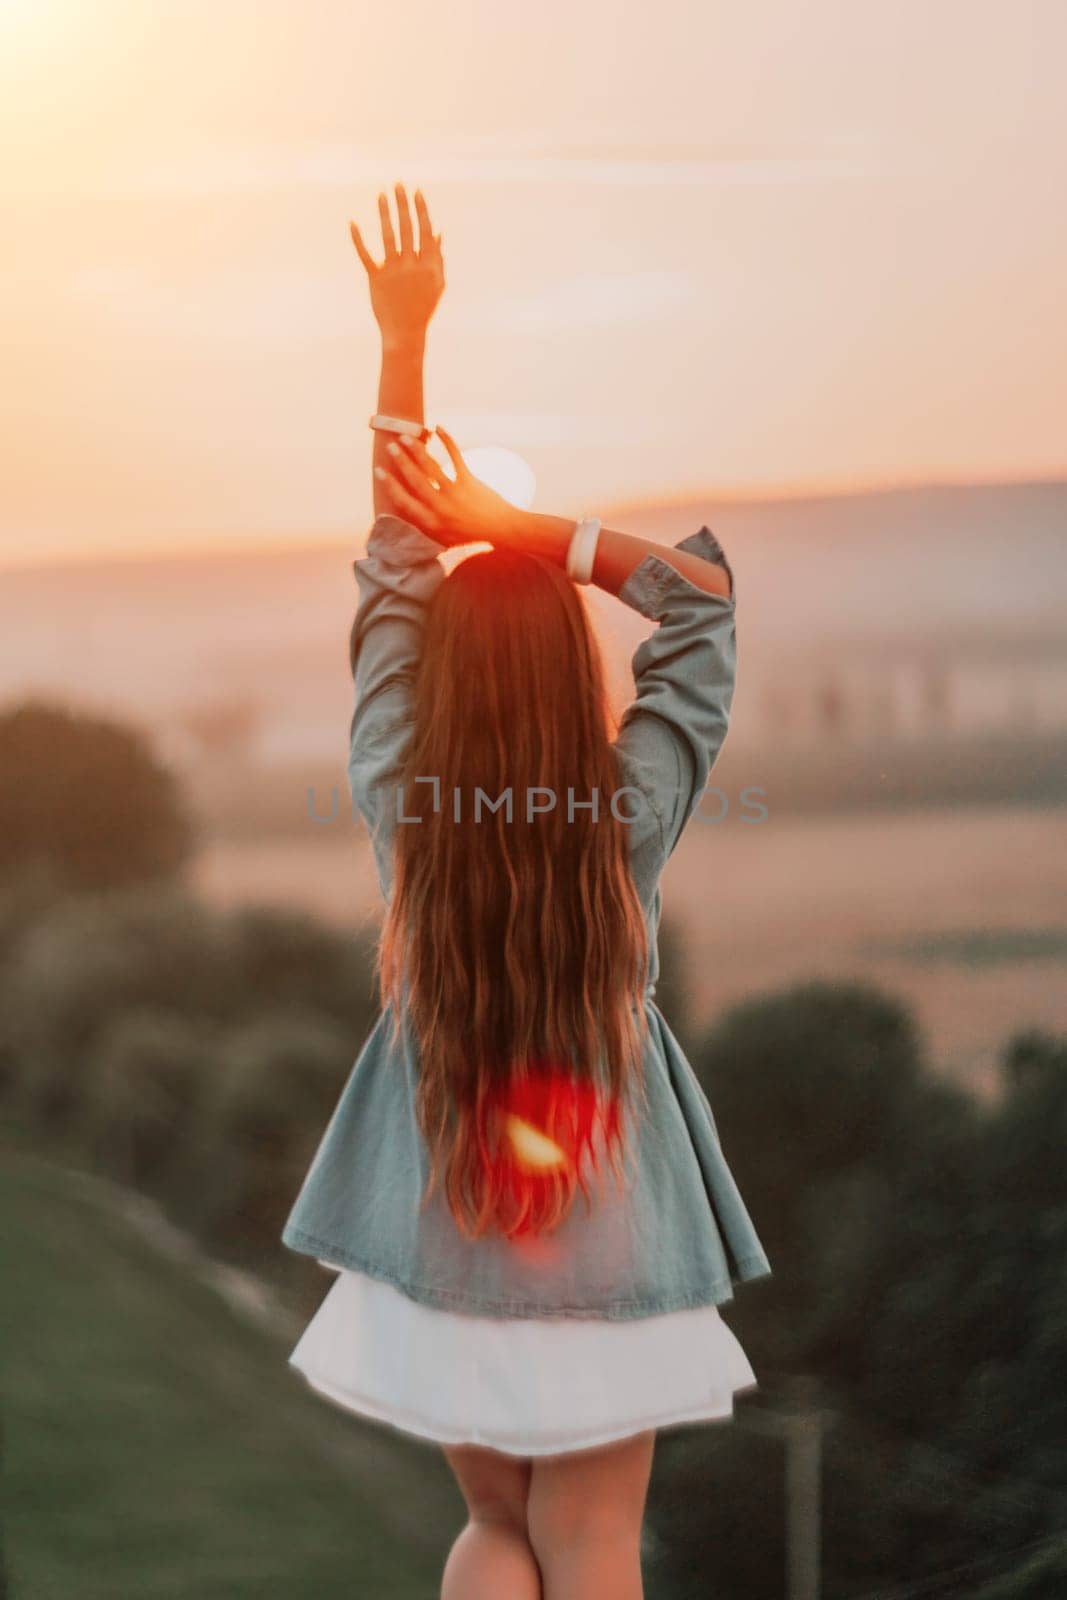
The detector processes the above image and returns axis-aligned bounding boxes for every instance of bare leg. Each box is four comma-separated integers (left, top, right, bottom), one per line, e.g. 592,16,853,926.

441,1442,542,1600
526,1429,656,1600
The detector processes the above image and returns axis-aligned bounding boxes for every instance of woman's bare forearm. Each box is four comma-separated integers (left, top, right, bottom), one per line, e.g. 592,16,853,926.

512,511,733,601
372,333,426,517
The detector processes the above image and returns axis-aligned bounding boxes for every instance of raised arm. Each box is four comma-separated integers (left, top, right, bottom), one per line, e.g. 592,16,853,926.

344,186,453,898
350,183,445,517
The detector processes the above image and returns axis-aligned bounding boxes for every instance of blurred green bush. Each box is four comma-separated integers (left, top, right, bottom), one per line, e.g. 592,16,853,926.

0,699,193,891
646,991,1067,1600
0,875,380,1279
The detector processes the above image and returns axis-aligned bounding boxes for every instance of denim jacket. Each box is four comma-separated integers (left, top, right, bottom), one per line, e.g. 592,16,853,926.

282,514,772,1319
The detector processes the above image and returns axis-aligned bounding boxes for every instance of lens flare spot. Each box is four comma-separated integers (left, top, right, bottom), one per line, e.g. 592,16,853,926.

457,445,537,510
504,1113,567,1172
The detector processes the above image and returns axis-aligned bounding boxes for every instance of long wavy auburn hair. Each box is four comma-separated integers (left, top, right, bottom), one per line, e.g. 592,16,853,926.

376,544,652,1241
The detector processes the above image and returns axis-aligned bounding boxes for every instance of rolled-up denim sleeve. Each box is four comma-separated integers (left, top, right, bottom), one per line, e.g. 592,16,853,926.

346,513,448,897
611,526,737,862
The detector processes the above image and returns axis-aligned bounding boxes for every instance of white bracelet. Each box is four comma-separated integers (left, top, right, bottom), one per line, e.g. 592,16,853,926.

369,413,432,442
565,517,602,585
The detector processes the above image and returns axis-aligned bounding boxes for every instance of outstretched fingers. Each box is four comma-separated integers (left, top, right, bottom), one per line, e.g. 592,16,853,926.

394,183,415,255
377,191,398,258
355,182,442,270
413,189,437,257
349,220,377,275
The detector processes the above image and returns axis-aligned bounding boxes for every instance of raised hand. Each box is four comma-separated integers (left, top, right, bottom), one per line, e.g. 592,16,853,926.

350,184,445,348
375,426,520,549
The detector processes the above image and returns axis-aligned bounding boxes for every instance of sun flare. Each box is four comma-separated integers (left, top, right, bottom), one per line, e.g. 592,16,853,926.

504,1114,567,1172
456,446,537,511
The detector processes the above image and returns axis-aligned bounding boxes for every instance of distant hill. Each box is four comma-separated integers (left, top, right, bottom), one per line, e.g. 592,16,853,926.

2,478,1065,765
606,478,1067,656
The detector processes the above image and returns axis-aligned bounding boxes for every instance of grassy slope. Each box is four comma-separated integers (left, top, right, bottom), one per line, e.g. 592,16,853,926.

0,1149,461,1600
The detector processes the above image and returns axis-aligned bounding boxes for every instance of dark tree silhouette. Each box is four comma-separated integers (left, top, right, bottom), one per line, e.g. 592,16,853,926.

0,699,193,891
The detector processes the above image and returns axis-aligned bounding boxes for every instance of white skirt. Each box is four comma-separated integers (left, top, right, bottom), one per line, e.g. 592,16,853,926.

288,1262,759,1458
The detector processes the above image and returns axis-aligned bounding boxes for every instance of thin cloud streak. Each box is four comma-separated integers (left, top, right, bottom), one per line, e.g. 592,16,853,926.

65,267,694,343
465,271,697,334
113,146,886,197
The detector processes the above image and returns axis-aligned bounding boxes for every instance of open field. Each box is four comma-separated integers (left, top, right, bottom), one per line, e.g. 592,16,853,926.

193,802,1067,1101
0,1149,460,1599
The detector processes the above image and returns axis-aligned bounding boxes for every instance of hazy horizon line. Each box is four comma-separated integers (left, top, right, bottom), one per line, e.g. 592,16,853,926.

3,466,1065,576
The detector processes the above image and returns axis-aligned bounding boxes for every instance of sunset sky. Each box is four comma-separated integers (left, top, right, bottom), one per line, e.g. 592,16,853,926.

2,0,1065,565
